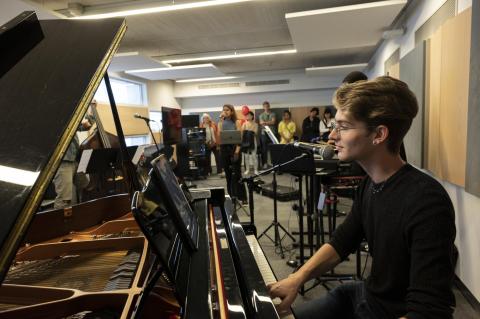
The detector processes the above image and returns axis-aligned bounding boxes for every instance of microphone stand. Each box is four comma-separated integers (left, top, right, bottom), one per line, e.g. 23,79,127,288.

138,118,161,154
241,153,308,258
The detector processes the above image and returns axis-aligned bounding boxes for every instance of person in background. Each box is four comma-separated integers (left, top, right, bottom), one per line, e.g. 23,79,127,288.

278,110,296,144
269,76,456,319
258,101,276,168
301,107,320,142
200,113,222,176
342,70,368,83
319,107,335,142
241,111,259,175
53,135,80,209
240,105,250,126
52,114,94,209
218,104,247,202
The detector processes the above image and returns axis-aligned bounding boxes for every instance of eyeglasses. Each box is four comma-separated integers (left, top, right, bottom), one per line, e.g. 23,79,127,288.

331,122,377,134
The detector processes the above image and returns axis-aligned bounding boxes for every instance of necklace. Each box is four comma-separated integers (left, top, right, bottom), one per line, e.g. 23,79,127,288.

371,181,386,194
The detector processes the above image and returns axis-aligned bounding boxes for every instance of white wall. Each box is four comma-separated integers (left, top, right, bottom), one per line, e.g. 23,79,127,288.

180,88,336,114
147,80,181,110
367,0,479,301
174,71,342,98
174,71,341,113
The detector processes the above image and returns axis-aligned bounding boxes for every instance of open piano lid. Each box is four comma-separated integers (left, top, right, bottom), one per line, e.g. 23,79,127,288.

0,12,126,282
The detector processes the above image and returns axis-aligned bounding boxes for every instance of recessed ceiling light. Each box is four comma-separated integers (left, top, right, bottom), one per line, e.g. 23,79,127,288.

176,76,238,83
305,63,368,71
125,63,216,74
73,0,255,20
114,52,139,57
162,49,297,64
285,0,407,19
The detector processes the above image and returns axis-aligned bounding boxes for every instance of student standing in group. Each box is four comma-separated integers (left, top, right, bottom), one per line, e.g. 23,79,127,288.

200,113,222,176
278,110,296,144
241,111,259,175
218,104,247,202
319,107,335,142
300,107,320,142
258,101,276,168
269,76,456,319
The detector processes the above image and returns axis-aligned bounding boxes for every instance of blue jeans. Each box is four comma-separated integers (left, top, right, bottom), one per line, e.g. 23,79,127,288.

293,281,378,319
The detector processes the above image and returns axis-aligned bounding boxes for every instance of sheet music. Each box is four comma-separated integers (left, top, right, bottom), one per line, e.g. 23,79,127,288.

131,145,146,165
77,149,93,173
264,126,279,144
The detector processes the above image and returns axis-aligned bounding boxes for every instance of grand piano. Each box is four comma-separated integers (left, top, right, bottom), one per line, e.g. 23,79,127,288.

0,12,281,319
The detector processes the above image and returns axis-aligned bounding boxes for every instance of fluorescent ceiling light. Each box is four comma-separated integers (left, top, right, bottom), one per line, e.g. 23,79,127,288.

0,165,40,187
286,0,406,19
114,51,139,57
176,76,238,83
73,0,254,20
125,63,216,74
162,49,297,64
306,63,368,71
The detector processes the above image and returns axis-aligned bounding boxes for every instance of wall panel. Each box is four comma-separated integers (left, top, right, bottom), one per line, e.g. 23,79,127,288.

96,103,150,136
400,42,426,168
425,8,471,187
438,8,470,186
465,0,480,196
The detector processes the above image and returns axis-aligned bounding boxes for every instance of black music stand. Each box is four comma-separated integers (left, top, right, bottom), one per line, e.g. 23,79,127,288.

302,164,362,293
78,148,121,194
256,150,311,258
269,144,316,265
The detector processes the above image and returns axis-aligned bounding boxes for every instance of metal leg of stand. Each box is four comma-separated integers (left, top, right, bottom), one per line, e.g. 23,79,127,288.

257,171,295,259
303,181,357,293
230,163,249,217
308,175,314,257
313,175,321,250
297,175,305,295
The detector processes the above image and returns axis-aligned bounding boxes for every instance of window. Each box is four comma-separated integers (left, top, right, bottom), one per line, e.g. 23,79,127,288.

125,135,149,146
149,111,163,133
94,78,145,105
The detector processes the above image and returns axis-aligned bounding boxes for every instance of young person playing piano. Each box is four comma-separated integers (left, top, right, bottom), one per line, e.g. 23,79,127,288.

269,76,456,319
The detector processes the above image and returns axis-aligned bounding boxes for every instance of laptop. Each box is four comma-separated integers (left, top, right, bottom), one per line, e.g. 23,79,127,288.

220,130,241,145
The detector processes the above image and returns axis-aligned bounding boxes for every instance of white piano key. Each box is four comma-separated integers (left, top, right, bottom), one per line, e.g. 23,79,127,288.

246,235,277,285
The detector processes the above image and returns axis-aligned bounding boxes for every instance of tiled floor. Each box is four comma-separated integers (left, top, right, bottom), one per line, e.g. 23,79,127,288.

196,172,479,318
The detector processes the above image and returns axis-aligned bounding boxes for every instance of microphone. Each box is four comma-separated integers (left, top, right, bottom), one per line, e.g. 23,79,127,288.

134,113,153,122
292,142,335,159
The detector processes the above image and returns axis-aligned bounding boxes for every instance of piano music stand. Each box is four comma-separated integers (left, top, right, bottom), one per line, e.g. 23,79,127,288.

79,148,121,194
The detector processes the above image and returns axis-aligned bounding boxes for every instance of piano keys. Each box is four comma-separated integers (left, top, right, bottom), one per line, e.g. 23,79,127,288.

134,155,281,318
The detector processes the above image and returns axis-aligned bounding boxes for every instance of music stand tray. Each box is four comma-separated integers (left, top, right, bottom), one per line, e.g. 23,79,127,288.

270,144,315,175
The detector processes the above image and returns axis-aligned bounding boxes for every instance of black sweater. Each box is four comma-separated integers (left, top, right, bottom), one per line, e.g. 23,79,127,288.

300,116,320,142
330,164,456,319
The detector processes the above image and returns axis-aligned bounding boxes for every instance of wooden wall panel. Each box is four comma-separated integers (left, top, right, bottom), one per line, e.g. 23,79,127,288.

290,106,312,138
386,62,400,79
425,8,471,187
400,42,426,168
289,106,334,138
438,8,470,186
96,103,150,136
465,2,480,196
